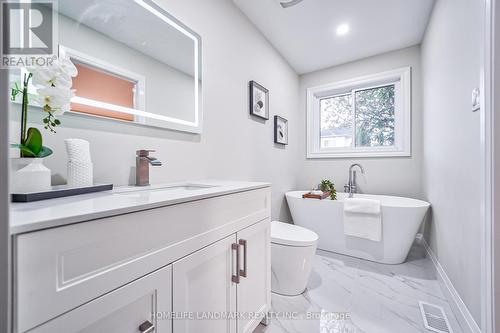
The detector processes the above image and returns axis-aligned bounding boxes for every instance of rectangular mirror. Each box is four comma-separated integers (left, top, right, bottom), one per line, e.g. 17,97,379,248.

10,0,202,133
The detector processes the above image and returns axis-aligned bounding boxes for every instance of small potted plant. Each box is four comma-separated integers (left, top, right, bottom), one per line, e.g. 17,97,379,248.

320,179,337,200
10,54,77,193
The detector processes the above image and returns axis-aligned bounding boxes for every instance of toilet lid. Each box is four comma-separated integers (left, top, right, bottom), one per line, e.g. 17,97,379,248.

271,221,318,247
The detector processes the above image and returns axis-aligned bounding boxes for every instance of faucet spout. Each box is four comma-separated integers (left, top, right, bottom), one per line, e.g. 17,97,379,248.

345,163,365,198
349,163,365,175
145,156,162,166
136,150,162,186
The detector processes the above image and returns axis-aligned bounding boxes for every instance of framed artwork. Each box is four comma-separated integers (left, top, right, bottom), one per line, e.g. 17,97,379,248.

274,115,288,145
249,80,269,120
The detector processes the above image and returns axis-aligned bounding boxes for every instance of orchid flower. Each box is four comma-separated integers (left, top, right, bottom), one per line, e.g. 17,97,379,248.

28,54,78,132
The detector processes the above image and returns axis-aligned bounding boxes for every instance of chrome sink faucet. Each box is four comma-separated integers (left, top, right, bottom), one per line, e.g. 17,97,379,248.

136,150,162,186
344,163,365,198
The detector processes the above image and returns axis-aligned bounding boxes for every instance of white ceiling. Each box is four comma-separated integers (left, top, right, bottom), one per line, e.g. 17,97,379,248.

233,0,435,74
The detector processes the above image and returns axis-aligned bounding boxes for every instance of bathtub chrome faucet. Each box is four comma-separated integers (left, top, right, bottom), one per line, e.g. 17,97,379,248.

136,150,162,186
344,163,365,198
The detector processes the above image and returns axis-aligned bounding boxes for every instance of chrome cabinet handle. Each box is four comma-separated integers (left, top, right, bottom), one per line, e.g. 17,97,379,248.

232,243,240,284
239,239,247,278
138,320,154,333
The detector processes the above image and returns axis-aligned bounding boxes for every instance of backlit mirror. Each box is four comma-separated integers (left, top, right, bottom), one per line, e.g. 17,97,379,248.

11,0,202,133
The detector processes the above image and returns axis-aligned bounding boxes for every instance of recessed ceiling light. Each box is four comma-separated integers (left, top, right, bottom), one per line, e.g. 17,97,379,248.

336,24,350,36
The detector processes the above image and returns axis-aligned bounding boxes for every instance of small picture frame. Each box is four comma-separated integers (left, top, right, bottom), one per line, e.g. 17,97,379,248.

249,80,269,120
274,116,288,145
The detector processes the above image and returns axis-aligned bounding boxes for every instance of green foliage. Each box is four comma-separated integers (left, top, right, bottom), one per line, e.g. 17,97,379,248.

10,82,37,103
11,73,54,158
355,85,395,147
43,112,62,133
319,179,337,200
320,94,352,131
25,127,42,155
10,127,53,158
11,82,22,101
320,84,395,148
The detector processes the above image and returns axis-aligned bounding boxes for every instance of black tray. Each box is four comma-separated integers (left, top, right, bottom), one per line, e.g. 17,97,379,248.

11,183,114,202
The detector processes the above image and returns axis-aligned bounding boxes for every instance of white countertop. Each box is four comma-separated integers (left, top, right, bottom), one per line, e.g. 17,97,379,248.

9,180,270,235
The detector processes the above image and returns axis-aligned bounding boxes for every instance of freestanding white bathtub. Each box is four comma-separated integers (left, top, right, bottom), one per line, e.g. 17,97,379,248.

286,191,430,264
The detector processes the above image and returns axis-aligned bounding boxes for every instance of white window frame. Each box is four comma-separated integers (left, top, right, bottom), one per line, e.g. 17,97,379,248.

306,67,411,159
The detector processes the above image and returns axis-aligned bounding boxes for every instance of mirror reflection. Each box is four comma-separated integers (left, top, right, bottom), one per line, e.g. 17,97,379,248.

11,0,202,133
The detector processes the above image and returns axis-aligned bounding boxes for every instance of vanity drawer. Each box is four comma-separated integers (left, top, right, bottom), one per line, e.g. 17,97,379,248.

15,187,270,333
29,265,172,333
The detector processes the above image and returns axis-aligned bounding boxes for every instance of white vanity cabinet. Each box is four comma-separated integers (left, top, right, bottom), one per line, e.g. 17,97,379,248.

172,219,271,333
12,184,271,333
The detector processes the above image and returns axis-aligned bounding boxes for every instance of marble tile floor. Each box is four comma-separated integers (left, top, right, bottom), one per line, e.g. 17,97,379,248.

255,242,464,333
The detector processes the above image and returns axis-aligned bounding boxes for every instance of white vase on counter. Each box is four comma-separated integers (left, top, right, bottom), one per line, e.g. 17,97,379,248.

67,160,93,187
10,158,51,193
65,139,94,187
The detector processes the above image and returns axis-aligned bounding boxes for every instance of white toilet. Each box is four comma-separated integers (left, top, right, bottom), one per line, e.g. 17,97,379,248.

271,221,319,296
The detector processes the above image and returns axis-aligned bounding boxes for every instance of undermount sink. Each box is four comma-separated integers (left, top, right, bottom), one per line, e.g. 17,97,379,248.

114,183,218,195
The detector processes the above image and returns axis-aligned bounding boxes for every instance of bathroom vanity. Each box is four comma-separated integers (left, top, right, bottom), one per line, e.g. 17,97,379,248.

10,181,271,333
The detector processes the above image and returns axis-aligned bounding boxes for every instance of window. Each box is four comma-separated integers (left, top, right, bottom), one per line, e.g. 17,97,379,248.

307,67,411,158
71,61,137,122
59,45,145,123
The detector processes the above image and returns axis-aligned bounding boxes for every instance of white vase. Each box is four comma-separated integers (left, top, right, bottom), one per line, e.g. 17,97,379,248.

67,160,93,187
10,158,51,193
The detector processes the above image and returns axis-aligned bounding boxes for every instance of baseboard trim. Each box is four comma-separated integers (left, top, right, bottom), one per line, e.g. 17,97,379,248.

417,234,481,333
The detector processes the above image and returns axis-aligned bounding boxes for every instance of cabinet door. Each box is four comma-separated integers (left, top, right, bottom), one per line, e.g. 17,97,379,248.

173,234,237,333
30,265,172,333
237,219,271,333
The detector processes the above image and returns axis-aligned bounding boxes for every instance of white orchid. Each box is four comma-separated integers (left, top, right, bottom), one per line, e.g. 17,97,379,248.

37,86,74,114
29,54,77,89
26,53,78,131
30,66,71,89
58,53,78,78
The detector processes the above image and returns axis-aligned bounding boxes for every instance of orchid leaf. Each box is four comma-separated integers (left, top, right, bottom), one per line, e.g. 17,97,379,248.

10,143,52,158
10,143,36,157
25,127,42,155
37,146,53,158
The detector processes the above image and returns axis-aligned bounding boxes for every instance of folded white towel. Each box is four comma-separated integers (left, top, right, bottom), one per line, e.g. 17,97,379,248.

343,198,382,242
344,198,381,215
310,190,323,195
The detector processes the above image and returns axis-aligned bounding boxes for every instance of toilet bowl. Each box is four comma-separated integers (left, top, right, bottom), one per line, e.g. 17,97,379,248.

271,221,319,296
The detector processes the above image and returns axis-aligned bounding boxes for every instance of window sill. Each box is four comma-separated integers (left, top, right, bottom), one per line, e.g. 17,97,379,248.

306,149,411,159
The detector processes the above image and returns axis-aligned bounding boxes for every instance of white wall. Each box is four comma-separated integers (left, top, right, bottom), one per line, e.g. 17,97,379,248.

298,46,422,198
0,69,11,333
8,0,301,221
421,0,482,324
494,0,500,329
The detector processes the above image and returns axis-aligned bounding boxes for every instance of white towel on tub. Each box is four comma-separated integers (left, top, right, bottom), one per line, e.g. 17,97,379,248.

343,198,382,242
